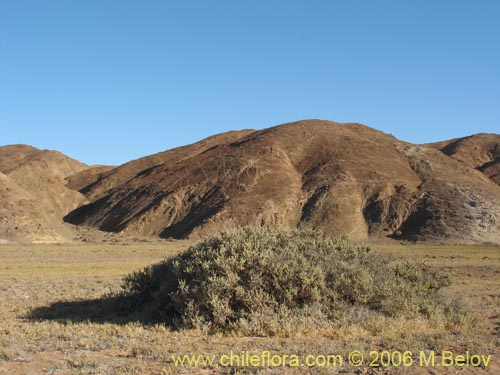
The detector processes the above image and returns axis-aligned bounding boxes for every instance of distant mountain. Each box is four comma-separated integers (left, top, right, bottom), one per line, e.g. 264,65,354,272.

58,120,500,244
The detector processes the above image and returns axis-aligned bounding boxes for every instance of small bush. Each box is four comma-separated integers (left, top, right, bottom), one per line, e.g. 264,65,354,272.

116,227,471,338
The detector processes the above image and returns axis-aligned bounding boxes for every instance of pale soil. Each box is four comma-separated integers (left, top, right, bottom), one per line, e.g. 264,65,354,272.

0,242,498,374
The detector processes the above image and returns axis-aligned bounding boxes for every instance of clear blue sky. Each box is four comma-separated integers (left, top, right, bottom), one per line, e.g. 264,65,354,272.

1,0,499,165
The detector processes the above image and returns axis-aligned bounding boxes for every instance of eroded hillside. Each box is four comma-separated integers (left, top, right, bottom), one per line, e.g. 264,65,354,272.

63,121,500,244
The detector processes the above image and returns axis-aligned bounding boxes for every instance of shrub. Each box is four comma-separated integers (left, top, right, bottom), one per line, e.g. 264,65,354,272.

117,227,466,337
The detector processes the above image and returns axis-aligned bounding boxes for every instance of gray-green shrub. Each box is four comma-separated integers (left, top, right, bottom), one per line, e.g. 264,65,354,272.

117,227,468,336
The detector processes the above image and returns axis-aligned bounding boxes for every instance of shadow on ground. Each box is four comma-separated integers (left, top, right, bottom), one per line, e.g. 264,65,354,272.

27,295,155,325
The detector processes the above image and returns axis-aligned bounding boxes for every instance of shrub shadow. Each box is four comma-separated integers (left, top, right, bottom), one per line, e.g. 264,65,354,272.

27,295,157,326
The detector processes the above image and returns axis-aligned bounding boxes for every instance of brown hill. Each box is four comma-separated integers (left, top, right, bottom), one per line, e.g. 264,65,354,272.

0,145,89,243
78,130,254,201
0,171,77,243
65,165,115,192
65,120,500,244
429,134,500,185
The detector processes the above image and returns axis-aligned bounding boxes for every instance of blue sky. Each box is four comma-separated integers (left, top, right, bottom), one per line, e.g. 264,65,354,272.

1,0,499,165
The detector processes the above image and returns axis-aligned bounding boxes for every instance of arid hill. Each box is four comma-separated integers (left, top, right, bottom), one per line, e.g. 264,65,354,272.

429,134,500,185
0,145,88,243
62,120,500,244
78,130,254,201
65,165,115,192
0,132,252,244
1,122,499,244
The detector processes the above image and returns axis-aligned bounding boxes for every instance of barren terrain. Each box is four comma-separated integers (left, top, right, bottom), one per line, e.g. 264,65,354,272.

1,121,499,374
66,121,500,243
2,120,499,245
0,242,498,374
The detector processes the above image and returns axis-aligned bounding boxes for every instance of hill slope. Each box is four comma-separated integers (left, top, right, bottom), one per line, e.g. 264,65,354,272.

0,145,89,243
429,134,500,185
78,130,254,201
65,120,500,244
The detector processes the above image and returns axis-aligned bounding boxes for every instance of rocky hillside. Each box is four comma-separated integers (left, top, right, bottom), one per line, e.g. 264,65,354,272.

62,120,500,244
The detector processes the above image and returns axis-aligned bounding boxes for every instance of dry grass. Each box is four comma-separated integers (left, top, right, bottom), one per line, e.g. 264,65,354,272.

0,241,499,374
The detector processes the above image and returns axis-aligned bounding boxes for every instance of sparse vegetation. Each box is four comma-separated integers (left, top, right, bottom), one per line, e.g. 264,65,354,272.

0,240,498,374
119,227,485,345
